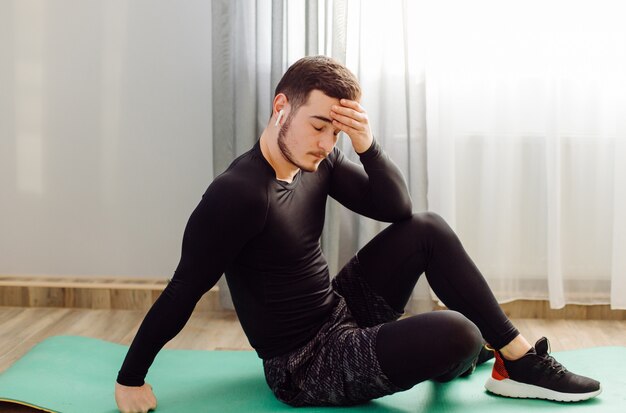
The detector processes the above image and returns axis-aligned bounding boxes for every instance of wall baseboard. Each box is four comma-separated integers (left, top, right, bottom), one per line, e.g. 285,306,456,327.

0,275,221,312
435,299,625,320
2,276,624,319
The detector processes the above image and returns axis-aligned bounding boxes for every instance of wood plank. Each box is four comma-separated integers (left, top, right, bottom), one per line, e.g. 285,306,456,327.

0,287,27,307
110,289,154,310
27,286,64,307
437,300,626,320
5,277,622,319
0,277,220,311
0,308,71,368
0,276,169,290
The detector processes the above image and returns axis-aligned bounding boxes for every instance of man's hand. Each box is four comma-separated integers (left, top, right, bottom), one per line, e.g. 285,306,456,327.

115,382,157,413
330,99,374,154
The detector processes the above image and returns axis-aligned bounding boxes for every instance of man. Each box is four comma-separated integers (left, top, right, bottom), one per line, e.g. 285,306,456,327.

115,56,601,412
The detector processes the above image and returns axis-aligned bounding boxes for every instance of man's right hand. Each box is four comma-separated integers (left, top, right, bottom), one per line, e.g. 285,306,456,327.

115,382,157,413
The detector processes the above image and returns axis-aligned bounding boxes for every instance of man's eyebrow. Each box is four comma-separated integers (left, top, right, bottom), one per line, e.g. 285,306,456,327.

310,115,332,123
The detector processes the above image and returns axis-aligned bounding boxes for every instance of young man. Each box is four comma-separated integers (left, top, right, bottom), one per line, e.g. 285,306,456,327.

115,56,601,412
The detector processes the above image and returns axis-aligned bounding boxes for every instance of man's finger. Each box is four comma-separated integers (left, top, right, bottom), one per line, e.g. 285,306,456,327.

339,98,363,111
332,119,359,136
331,106,368,124
330,112,364,130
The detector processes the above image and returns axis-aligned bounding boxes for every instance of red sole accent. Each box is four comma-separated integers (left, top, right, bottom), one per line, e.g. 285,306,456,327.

492,351,509,380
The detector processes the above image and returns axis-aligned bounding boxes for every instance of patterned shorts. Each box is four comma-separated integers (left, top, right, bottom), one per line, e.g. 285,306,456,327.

262,256,406,406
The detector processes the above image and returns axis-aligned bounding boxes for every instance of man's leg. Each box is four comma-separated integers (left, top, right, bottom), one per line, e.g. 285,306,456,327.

375,310,484,388
348,212,600,399
355,212,520,343
339,212,516,388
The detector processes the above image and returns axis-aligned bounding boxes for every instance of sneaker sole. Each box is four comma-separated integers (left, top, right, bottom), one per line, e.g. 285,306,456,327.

485,377,602,402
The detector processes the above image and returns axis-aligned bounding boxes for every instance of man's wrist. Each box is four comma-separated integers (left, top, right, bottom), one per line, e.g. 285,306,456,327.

353,137,374,154
356,138,379,159
116,376,145,387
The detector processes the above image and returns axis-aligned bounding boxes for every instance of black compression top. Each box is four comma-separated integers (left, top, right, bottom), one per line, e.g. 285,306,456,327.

117,139,412,386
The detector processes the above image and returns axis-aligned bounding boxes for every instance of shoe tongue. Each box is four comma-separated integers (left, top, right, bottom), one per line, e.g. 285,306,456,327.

534,337,549,356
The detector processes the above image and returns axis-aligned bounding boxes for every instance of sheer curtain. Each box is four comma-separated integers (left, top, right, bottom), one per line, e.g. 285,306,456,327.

210,0,433,312
3,1,623,311
347,0,626,309
418,0,626,309
214,0,626,310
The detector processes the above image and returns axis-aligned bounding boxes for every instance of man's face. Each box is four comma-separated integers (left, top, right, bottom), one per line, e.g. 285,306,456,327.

277,90,341,173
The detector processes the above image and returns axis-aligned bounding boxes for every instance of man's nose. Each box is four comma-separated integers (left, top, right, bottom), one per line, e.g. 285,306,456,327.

318,132,335,153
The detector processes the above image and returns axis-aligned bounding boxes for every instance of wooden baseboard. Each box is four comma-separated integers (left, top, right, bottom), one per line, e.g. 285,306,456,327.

500,300,625,320
2,276,624,319
435,299,626,320
0,275,221,312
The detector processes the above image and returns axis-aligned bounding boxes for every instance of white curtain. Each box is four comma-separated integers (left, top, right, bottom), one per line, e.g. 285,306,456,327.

415,0,626,309
2,0,624,311
237,0,626,309
210,0,434,313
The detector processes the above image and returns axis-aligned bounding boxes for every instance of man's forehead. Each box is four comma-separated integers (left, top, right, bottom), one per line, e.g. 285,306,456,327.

303,90,341,107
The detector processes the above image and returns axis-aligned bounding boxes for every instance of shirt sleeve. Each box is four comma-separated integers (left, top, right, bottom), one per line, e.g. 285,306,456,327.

116,175,267,386
328,139,413,222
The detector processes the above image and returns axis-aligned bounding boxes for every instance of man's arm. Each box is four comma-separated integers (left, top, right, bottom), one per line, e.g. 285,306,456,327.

115,175,266,411
328,99,413,221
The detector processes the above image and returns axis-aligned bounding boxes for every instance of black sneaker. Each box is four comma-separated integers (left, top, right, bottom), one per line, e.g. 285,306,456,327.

484,337,601,402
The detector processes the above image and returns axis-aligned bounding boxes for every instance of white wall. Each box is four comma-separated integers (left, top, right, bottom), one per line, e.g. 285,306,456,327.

0,0,213,277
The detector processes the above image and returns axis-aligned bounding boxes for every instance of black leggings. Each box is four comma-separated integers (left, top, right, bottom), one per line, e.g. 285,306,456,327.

356,212,519,389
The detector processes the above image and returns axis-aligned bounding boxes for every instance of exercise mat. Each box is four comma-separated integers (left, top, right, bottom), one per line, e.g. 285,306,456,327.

0,336,623,412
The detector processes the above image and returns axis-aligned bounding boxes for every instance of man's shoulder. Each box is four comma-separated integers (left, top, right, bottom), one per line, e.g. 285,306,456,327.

204,153,270,207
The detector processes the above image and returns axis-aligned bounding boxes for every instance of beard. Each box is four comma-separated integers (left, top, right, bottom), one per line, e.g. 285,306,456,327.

277,113,319,173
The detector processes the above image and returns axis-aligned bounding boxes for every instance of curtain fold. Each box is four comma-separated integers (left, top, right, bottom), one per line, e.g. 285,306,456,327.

212,0,626,310
421,0,626,309
611,97,626,309
212,0,432,313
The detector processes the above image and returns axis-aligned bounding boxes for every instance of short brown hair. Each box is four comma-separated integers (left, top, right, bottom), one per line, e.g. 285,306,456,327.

274,55,361,113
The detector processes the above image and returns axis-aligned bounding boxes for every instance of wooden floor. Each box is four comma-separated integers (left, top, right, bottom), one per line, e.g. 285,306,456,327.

1,306,625,412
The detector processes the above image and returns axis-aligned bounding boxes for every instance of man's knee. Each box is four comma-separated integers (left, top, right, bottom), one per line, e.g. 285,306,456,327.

404,212,456,241
428,311,483,383
440,311,483,360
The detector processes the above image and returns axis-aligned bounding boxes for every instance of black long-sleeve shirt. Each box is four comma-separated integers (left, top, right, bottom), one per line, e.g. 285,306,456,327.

117,139,412,386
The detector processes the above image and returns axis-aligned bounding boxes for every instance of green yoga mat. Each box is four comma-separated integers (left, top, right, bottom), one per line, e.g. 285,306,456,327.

0,336,623,413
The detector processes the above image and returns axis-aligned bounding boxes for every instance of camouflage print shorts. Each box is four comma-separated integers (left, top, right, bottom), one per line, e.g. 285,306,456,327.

262,256,405,406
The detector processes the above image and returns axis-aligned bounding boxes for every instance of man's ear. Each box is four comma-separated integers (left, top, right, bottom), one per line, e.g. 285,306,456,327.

272,93,290,127
273,93,289,117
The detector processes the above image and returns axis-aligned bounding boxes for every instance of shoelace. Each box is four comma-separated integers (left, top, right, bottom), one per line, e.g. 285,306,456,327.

538,355,567,377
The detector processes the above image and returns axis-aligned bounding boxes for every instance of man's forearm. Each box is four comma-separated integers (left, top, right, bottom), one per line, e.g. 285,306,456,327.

330,140,413,222
117,280,203,386
358,140,413,219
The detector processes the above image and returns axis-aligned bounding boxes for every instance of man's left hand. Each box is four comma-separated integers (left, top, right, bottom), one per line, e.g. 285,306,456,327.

330,99,374,154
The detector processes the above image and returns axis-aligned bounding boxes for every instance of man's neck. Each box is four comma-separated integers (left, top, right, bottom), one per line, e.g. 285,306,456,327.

259,130,299,183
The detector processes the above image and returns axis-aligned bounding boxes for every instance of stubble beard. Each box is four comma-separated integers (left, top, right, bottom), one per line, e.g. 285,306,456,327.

277,114,318,173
